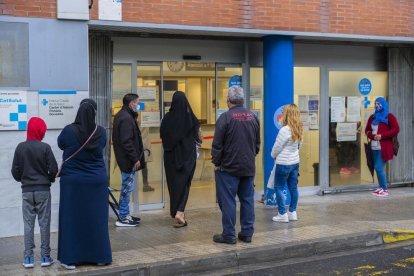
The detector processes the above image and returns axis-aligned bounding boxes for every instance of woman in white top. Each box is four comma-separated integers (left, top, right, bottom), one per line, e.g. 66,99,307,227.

271,104,302,223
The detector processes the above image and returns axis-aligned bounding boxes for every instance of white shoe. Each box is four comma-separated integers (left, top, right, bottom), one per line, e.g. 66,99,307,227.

288,211,298,221
61,263,76,270
272,213,289,223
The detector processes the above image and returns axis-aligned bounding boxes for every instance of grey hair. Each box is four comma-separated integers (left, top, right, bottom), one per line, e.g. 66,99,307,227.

227,86,244,106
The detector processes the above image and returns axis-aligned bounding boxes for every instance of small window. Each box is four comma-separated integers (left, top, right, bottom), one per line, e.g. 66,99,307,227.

0,22,29,87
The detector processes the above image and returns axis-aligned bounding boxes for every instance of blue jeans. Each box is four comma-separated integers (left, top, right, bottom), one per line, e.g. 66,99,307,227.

275,163,299,215
372,150,388,190
119,171,136,219
215,169,255,241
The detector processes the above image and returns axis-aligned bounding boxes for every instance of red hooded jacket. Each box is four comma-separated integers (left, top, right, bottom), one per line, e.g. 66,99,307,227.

27,117,47,141
11,117,58,192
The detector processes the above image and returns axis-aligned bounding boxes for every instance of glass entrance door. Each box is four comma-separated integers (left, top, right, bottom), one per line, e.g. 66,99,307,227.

328,71,388,187
136,63,164,208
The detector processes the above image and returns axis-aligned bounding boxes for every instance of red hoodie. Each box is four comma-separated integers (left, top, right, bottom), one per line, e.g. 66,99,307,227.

27,117,47,141
12,116,58,192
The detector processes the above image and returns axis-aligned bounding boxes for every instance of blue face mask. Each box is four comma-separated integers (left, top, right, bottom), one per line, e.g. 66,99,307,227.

134,105,140,112
375,103,383,112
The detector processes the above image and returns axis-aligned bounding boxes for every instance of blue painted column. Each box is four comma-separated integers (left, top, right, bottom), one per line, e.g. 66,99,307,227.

263,36,294,206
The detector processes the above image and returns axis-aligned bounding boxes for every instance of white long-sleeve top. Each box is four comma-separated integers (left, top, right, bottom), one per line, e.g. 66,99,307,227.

271,125,300,165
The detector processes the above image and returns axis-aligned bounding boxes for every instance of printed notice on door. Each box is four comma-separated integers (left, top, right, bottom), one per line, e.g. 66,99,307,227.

138,87,157,102
331,97,346,122
336,122,357,142
140,111,160,127
346,96,361,122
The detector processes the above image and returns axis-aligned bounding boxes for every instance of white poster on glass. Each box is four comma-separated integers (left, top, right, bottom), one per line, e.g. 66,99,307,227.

38,91,84,129
331,97,346,122
336,122,357,142
298,96,309,112
138,87,157,101
301,112,310,131
0,90,27,130
309,112,319,130
140,111,160,127
347,96,361,122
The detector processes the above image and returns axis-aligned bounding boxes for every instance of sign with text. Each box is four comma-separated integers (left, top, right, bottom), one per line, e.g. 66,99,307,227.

358,78,372,96
140,111,160,127
39,91,82,129
336,122,357,142
0,90,27,130
229,75,242,87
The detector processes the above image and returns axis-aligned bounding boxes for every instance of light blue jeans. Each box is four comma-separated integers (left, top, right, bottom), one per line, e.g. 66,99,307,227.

275,163,299,215
119,171,136,219
372,150,388,190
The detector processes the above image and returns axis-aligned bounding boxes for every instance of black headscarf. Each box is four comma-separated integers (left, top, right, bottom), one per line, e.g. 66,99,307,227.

69,98,104,151
160,91,199,151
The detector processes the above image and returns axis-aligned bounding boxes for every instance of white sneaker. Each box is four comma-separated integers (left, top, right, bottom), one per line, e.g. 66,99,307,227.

272,213,289,223
61,263,76,270
288,211,298,221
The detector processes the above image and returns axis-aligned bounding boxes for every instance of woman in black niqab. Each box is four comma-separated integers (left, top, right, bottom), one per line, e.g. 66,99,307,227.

160,91,200,227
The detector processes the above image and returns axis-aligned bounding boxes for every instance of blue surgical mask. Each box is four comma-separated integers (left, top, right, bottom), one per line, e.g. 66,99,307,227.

375,103,382,112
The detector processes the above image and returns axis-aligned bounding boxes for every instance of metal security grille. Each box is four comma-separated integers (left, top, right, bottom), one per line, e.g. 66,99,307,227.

388,47,414,184
89,33,113,170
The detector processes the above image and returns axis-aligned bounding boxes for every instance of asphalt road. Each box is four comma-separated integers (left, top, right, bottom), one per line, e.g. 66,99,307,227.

229,242,414,276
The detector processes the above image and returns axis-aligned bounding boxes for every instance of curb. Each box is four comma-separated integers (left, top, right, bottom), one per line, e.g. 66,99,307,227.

75,231,402,276
379,229,414,244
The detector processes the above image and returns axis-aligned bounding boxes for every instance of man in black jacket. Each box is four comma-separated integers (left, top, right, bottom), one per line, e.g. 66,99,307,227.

112,94,146,227
212,86,260,244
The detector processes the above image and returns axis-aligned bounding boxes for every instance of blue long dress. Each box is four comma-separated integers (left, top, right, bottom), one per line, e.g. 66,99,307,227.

57,125,112,265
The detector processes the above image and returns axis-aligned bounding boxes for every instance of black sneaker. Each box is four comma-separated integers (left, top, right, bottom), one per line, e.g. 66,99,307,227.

127,215,141,222
213,234,236,244
238,232,252,243
115,217,138,227
143,185,155,192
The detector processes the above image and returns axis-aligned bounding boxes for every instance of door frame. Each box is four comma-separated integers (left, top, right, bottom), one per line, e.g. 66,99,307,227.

320,66,388,194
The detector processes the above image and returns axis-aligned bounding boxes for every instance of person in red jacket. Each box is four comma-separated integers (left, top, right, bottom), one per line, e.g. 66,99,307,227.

365,97,399,197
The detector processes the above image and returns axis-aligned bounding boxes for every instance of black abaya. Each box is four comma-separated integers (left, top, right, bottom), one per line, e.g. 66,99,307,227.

160,91,200,218
164,135,197,217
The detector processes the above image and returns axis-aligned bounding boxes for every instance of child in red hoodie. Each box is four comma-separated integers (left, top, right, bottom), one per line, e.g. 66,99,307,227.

11,117,58,268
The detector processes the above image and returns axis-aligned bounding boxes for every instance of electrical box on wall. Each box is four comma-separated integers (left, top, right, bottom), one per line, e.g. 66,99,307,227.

57,0,89,20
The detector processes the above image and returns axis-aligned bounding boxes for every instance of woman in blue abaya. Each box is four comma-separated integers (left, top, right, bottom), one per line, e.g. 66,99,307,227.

57,99,112,269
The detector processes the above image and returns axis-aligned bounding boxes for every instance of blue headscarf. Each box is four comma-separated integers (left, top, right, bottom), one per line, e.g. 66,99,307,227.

372,97,389,125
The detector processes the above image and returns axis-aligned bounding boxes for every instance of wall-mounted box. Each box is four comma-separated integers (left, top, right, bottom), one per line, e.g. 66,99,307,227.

57,0,89,20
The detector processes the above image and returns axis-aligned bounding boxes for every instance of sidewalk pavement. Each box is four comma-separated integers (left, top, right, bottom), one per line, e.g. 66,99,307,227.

1,187,414,275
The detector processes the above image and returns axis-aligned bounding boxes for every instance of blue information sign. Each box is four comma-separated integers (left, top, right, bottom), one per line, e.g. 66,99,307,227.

229,75,242,87
358,78,372,96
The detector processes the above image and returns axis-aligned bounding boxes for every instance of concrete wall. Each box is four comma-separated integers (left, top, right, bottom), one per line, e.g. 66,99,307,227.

0,17,88,238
